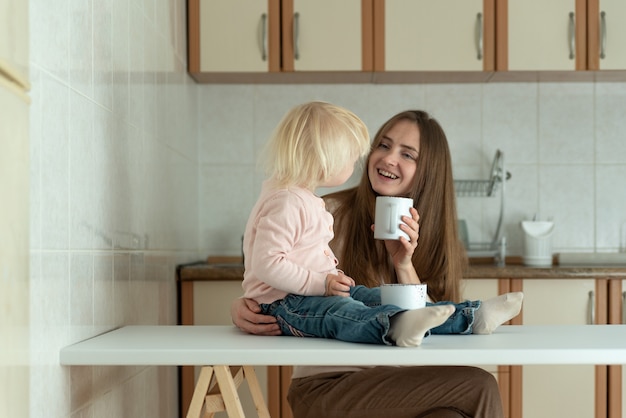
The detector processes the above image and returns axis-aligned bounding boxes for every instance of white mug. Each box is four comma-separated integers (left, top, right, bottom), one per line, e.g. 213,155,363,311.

380,284,427,309
374,196,413,240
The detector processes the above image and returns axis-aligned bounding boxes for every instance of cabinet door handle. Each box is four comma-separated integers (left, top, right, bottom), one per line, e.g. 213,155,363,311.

587,290,596,325
600,11,607,60
622,291,625,324
475,12,483,60
568,12,575,60
293,12,300,60
261,13,268,61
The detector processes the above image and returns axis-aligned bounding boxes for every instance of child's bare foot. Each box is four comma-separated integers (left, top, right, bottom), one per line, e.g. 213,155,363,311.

389,305,455,347
473,292,524,335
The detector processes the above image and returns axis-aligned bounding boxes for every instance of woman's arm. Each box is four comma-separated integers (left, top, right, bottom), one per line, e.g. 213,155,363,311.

230,297,281,336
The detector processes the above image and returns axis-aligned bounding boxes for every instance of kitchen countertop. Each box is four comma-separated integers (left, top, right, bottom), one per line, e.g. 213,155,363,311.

177,257,626,282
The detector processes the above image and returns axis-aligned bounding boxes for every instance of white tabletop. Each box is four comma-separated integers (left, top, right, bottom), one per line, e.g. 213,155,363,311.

60,325,626,367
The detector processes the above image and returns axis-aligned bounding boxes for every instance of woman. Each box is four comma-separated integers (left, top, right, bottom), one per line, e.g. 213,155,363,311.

231,110,505,418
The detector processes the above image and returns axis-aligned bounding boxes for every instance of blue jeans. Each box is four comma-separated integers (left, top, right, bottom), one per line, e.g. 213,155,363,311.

260,285,480,345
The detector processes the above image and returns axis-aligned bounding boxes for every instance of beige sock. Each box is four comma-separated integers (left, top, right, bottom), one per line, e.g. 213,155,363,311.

473,292,524,335
388,305,455,347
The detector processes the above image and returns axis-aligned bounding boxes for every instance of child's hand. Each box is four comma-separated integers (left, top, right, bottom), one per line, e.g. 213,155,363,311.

324,271,355,297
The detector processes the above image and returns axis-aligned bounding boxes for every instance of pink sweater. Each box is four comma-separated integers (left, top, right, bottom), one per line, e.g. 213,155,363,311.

242,180,339,304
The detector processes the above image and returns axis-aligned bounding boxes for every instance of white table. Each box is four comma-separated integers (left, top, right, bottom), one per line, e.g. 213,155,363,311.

59,325,626,417
61,324,626,366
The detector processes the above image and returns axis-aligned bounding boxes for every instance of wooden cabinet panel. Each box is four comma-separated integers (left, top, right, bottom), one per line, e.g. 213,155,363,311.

520,279,598,418
381,0,492,71
188,0,626,82
588,0,626,70
198,0,273,72
284,0,366,71
188,0,282,80
501,0,626,73
607,279,624,418
461,279,500,377
615,280,626,418
505,0,586,71
185,280,270,418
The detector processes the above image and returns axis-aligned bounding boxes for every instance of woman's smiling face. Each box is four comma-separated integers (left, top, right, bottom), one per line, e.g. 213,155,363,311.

367,119,420,197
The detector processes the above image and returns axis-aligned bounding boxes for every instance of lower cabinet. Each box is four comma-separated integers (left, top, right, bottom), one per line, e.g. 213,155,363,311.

464,272,625,418
620,280,624,418
461,279,510,412
609,279,624,418
517,279,601,418
179,277,271,418
178,264,626,418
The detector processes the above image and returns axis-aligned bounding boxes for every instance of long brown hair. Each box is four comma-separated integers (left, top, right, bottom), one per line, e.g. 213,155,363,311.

325,110,466,302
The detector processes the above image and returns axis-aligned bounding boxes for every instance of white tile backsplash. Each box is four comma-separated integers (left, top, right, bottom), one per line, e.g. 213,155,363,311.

596,165,626,250
199,82,626,257
483,83,539,165
538,83,595,164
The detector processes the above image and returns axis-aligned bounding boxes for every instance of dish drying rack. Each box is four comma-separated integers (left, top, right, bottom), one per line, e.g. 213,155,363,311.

454,149,511,261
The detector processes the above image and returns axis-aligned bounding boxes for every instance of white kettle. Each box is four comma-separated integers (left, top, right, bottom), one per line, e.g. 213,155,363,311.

520,220,555,267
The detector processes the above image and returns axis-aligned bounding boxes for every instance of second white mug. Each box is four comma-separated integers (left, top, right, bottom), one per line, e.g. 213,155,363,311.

380,283,427,309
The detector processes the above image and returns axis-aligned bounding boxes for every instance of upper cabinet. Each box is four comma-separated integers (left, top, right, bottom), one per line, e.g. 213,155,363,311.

283,0,372,72
187,0,626,83
188,0,281,78
374,0,494,72
498,0,626,73
499,0,587,71
188,0,373,83
587,0,626,70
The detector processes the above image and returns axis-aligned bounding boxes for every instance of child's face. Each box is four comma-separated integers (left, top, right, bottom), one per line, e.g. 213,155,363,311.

320,157,358,188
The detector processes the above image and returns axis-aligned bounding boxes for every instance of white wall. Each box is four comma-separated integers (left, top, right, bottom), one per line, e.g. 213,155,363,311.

29,0,198,416
198,83,626,258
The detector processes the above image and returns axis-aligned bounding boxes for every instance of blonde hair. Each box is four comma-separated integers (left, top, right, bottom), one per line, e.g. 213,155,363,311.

262,101,370,190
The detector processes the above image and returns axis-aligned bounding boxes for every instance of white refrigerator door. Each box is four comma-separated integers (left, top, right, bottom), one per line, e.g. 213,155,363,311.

0,0,29,88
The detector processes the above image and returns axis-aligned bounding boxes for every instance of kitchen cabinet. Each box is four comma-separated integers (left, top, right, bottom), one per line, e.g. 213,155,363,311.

466,264,626,418
179,262,626,418
282,0,371,72
188,0,280,75
587,0,626,70
188,0,373,83
176,261,274,418
187,0,626,83
461,278,513,414
517,279,603,418
608,279,624,418
498,0,587,71
498,0,626,73
373,0,495,75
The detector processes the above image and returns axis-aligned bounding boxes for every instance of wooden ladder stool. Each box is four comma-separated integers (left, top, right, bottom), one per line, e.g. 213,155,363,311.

186,365,271,418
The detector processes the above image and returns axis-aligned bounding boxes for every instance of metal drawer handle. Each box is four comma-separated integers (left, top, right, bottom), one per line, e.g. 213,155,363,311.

600,11,606,60
568,12,575,60
587,290,596,325
261,13,267,61
475,12,483,60
294,12,300,60
622,291,625,324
